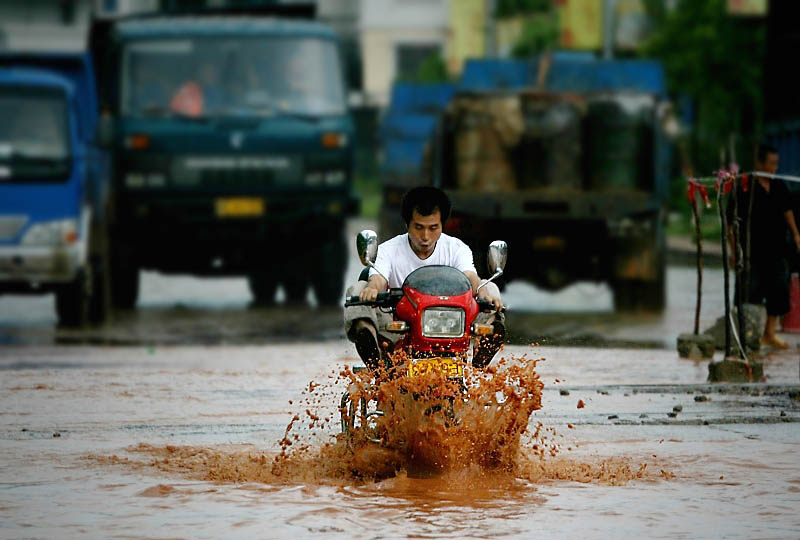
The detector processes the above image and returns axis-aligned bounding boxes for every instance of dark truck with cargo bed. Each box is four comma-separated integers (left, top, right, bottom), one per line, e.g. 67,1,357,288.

380,56,671,311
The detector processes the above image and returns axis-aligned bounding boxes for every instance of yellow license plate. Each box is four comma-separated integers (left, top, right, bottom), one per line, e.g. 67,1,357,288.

215,197,265,218
408,357,464,378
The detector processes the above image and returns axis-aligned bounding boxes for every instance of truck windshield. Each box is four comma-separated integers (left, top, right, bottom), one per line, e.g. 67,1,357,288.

121,36,346,118
0,88,70,180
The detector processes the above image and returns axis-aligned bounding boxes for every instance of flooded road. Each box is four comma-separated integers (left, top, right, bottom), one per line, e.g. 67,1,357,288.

2,343,798,539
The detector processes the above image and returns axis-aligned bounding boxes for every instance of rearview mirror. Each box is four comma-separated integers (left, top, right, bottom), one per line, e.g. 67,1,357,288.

487,240,508,275
357,229,378,267
476,240,507,294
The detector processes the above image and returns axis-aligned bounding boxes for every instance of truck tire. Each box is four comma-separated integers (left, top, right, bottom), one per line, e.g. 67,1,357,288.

312,236,346,306
248,271,277,306
88,254,111,324
282,276,308,305
55,268,90,327
111,254,139,310
613,214,666,312
613,276,665,312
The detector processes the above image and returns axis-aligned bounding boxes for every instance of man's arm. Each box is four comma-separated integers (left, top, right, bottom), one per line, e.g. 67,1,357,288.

785,210,800,252
463,270,504,310
359,273,388,302
464,270,481,293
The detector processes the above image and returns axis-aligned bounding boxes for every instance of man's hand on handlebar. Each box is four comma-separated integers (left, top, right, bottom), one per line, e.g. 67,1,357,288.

359,285,380,302
477,285,504,311
359,273,388,303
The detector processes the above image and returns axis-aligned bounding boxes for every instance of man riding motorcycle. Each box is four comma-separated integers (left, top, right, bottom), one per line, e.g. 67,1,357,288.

344,186,505,370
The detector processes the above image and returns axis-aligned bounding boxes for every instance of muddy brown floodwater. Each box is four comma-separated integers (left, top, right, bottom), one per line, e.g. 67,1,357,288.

1,342,799,539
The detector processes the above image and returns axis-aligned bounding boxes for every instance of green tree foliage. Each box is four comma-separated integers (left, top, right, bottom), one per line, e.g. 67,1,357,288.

643,0,764,172
413,54,450,84
510,14,560,58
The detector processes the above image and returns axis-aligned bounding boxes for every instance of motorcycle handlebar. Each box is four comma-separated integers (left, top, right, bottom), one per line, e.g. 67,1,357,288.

344,291,397,307
345,291,503,312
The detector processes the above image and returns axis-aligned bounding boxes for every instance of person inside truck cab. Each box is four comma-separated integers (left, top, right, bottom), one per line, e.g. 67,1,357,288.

170,60,226,117
343,186,505,371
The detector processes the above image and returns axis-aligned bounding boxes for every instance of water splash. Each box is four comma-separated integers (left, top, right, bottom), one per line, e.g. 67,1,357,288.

90,353,672,486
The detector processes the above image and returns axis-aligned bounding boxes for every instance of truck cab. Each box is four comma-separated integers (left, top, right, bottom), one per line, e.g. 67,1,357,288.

99,16,357,308
0,53,110,326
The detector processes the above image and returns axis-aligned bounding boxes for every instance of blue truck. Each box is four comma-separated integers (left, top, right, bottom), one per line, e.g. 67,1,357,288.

380,55,671,311
92,14,357,308
0,52,111,326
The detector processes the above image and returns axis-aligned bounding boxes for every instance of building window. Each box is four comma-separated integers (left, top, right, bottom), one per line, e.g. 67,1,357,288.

395,43,441,81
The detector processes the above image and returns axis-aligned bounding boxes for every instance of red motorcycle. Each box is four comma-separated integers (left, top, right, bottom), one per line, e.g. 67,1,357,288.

341,230,507,442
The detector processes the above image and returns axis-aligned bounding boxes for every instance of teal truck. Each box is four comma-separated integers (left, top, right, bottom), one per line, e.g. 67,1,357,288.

0,52,111,326
94,16,357,307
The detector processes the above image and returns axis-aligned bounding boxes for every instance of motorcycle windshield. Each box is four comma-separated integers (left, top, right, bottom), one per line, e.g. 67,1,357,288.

403,265,471,296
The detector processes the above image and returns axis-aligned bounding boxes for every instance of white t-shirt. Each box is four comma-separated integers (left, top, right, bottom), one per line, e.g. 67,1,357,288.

369,233,477,289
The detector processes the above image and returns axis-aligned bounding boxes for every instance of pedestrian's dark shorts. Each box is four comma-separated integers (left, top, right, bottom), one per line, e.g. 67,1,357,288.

746,257,790,316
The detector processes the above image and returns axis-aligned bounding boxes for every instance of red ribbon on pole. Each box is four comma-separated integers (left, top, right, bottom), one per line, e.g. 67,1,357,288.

698,184,711,208
715,170,734,194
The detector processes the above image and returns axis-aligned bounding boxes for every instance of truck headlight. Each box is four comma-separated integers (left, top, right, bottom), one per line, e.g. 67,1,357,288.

325,170,346,185
304,172,323,186
21,219,78,246
125,173,145,188
422,307,465,338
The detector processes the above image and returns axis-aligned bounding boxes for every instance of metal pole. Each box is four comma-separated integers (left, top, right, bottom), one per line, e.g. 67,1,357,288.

485,0,496,57
718,184,732,357
732,177,746,357
603,0,617,60
744,176,755,309
692,196,703,335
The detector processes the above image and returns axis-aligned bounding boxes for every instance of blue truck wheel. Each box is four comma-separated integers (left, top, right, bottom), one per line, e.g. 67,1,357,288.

55,269,90,327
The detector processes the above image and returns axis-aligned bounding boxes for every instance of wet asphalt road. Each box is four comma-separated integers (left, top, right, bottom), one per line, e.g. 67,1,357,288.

1,343,799,539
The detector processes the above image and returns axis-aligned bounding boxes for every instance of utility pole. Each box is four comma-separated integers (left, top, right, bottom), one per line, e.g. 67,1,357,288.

485,0,496,57
602,0,617,59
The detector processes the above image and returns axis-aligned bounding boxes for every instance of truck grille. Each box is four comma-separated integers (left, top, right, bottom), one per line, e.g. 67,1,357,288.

0,216,27,240
200,169,277,188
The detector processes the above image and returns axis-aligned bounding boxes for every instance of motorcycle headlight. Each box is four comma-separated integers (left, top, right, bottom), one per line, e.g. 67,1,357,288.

422,307,465,338
21,219,78,246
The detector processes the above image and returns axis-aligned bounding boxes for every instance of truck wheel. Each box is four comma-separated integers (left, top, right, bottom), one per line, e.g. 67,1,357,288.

613,276,665,312
248,271,277,306
613,280,637,312
55,269,90,327
282,276,308,305
312,236,346,306
111,256,139,310
88,254,111,324
640,278,665,311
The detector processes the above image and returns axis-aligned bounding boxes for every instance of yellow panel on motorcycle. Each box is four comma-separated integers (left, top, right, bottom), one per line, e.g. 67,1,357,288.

471,323,494,336
408,357,464,378
215,197,265,218
385,321,409,332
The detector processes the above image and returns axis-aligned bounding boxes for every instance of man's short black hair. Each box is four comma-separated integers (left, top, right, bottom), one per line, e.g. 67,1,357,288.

757,143,778,163
401,186,451,226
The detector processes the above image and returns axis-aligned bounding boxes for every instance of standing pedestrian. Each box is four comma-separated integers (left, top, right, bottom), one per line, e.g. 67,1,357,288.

729,143,800,349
